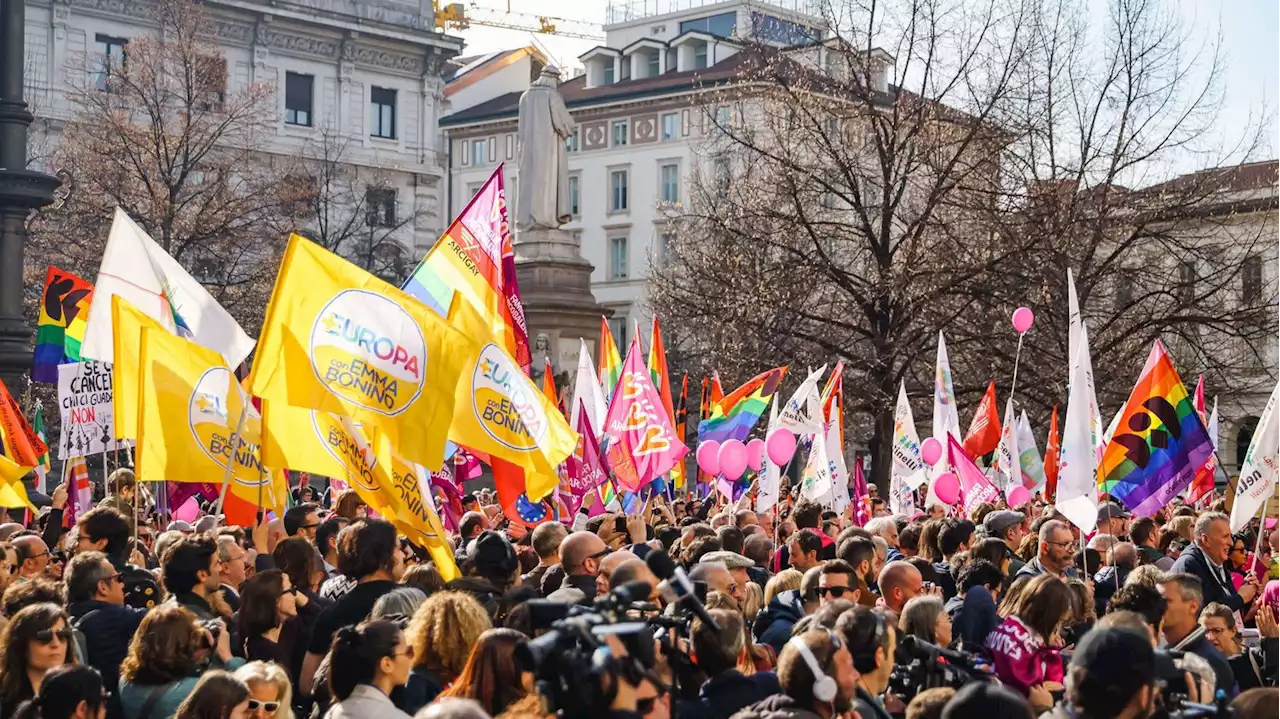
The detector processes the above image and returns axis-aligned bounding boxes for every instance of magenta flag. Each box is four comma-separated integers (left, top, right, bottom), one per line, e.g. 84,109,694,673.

852,457,870,527
565,412,607,496
948,434,1001,517
601,339,688,492
430,469,464,533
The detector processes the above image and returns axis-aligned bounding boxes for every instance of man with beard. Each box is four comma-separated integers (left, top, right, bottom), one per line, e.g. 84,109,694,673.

1044,628,1157,719
732,629,857,719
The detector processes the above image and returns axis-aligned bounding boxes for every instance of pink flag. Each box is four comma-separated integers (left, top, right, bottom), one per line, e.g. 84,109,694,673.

565,412,607,496
947,434,1001,517
852,457,871,527
430,469,463,533
453,448,483,482
601,339,689,493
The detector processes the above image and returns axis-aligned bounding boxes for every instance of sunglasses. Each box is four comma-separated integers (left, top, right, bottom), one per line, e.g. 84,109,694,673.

34,628,73,645
586,548,612,560
102,573,122,585
392,646,415,659
817,586,853,598
247,699,280,713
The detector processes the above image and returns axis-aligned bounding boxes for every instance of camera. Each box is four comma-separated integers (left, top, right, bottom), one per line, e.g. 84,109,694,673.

888,635,993,698
1152,650,1235,719
199,619,222,649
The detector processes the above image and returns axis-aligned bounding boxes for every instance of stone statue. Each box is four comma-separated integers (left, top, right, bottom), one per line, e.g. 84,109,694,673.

529,332,554,385
516,66,575,231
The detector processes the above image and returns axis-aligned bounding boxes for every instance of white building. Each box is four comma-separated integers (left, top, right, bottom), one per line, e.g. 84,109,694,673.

439,0,843,349
23,0,464,258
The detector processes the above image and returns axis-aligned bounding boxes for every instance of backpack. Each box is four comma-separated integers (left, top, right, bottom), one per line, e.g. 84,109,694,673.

120,565,162,610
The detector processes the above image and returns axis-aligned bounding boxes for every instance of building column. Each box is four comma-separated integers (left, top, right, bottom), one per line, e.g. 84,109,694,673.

0,0,60,388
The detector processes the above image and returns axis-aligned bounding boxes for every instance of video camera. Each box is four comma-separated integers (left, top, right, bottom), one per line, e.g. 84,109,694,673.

1153,650,1235,719
888,635,994,697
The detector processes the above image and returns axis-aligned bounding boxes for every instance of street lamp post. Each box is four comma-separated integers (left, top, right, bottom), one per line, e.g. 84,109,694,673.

0,0,61,389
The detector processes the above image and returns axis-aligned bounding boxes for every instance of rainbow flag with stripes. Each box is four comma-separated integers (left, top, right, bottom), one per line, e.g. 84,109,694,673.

33,267,94,383
1099,340,1213,517
698,367,787,444
598,316,623,399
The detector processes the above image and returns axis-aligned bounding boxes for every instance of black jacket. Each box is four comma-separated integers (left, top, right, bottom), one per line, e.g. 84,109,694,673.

1170,545,1244,612
679,670,782,719
68,600,146,693
1228,638,1279,691
931,561,958,601
852,686,892,719
390,666,446,715
754,590,806,657
444,576,505,618
545,573,598,606
1092,564,1129,616
1172,627,1236,697
729,694,826,719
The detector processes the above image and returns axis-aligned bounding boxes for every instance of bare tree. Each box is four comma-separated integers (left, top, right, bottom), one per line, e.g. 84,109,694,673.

652,0,1275,489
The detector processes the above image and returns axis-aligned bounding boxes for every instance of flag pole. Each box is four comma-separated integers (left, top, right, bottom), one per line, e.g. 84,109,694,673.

1010,332,1025,402
214,405,249,522
1249,484,1274,581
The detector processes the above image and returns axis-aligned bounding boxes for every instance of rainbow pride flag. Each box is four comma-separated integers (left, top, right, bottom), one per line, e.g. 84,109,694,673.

598,316,623,399
33,267,94,383
698,367,787,444
1099,340,1213,517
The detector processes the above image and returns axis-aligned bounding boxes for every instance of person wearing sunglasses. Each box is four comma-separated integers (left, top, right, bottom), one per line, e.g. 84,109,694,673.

233,662,293,719
0,602,78,717
545,531,611,606
326,619,415,719
11,664,110,719
12,536,52,584
237,570,302,674
65,551,146,704
814,560,860,606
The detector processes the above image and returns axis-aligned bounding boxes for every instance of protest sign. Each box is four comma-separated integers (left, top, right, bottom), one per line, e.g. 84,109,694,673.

57,360,129,459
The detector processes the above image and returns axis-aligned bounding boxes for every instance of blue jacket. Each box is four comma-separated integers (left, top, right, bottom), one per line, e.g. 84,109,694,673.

118,658,245,719
754,590,806,656
679,670,781,719
1171,545,1244,612
68,600,146,693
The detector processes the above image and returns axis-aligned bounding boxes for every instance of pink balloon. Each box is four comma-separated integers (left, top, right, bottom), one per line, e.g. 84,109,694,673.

1006,485,1031,507
173,497,200,524
1012,307,1035,334
696,441,721,476
719,439,749,480
920,437,943,466
747,438,766,471
766,428,797,465
934,473,961,506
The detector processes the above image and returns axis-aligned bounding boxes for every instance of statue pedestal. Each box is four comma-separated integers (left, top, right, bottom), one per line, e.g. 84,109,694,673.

514,227,610,385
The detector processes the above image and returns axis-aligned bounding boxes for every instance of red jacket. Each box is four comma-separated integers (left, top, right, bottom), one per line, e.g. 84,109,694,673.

984,616,1064,695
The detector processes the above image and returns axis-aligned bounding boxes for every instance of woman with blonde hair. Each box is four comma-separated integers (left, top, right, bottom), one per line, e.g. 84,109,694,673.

396,591,492,714
763,569,801,605
233,661,293,719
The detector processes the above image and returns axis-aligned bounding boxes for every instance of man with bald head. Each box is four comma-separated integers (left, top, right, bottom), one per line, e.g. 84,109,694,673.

734,510,758,529
546,531,609,605
12,535,50,583
597,550,638,597
878,560,924,614
609,558,661,603
690,562,746,612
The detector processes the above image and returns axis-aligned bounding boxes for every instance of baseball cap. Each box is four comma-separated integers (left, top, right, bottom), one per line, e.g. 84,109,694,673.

1097,503,1131,522
1068,627,1156,715
983,510,1025,536
470,530,518,580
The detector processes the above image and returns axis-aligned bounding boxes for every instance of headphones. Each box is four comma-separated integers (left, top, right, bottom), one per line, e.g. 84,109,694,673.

850,611,887,674
787,631,842,703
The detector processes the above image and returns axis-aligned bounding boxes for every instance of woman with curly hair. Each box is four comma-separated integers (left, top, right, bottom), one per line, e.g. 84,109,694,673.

437,628,531,717
394,591,492,714
173,671,250,719
0,603,77,717
118,605,244,719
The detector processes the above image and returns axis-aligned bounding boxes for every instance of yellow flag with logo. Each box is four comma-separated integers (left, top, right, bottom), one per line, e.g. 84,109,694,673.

260,401,460,581
446,302,578,501
112,296,169,441
247,235,478,471
135,327,288,514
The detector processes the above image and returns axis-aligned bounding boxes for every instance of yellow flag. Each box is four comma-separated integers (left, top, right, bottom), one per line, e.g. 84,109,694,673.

112,296,169,441
247,235,478,471
135,327,287,513
260,401,460,580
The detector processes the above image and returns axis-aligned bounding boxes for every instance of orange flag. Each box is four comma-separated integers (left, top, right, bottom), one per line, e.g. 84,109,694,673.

1043,405,1061,502
963,381,1001,459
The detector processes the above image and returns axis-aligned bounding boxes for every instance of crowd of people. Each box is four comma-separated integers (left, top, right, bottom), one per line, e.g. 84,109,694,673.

0,466,1274,719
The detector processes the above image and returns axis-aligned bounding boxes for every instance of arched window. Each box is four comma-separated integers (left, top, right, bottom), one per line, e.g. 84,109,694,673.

1236,416,1260,469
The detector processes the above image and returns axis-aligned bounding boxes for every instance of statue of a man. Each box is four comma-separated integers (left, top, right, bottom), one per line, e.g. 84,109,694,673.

516,65,575,231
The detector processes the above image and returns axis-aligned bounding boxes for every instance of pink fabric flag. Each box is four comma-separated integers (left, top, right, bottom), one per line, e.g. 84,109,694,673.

852,457,871,527
453,447,483,482
948,434,1001,517
601,338,689,493
430,468,464,533
565,412,607,497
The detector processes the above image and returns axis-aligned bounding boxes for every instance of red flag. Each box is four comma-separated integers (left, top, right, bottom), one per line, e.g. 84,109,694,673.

1187,375,1216,504
1044,405,1061,502
852,456,870,527
963,381,1001,459
821,362,845,447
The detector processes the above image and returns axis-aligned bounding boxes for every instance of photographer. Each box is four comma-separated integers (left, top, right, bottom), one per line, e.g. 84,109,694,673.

1044,627,1156,719
834,606,897,719
732,630,856,719
681,608,780,718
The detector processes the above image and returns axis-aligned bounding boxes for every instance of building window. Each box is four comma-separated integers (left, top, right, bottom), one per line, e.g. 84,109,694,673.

1243,255,1263,304
647,53,660,77
714,105,730,127
610,169,629,212
713,157,730,197
821,192,836,210
466,183,483,200
370,86,396,139
694,43,708,69
612,120,629,147
603,61,615,84
568,175,580,217
660,112,678,141
608,316,629,348
565,128,579,152
94,34,128,91
365,187,396,227
656,232,674,263
1177,261,1196,304
609,236,629,280
471,138,487,166
284,72,313,126
659,163,679,204
680,12,736,37
195,54,226,111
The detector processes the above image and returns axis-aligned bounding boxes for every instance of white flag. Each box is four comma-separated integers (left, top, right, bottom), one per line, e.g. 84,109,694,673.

1017,411,1046,493
801,426,832,502
891,382,927,510
778,365,826,435
81,208,255,366
569,339,607,435
825,402,850,513
1231,381,1279,532
757,395,782,513
1206,398,1227,483
995,398,1019,492
928,331,961,507
1068,269,1104,451
1057,324,1099,531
